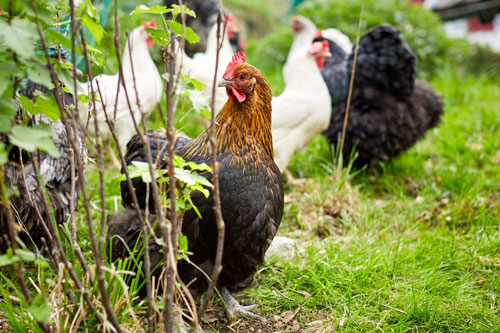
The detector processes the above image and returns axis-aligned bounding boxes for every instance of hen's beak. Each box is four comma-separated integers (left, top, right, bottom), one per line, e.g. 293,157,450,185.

218,77,234,87
322,51,332,58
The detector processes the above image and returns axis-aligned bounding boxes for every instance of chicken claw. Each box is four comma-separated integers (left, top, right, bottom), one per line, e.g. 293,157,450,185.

221,287,266,322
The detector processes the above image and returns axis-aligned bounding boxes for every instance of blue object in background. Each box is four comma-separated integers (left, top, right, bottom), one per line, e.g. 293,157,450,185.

34,0,112,70
289,0,307,14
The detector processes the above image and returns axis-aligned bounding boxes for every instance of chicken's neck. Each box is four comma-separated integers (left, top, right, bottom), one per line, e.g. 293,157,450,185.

122,39,155,78
182,80,274,161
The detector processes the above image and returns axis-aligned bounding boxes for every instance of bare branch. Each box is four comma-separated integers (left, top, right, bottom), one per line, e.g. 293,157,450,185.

338,0,365,169
198,12,227,320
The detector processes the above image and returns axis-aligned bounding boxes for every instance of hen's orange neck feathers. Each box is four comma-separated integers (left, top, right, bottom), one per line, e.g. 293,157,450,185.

181,61,274,161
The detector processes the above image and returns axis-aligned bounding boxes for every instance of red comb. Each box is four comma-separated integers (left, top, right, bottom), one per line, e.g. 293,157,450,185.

223,52,246,78
142,17,156,29
315,30,323,38
322,39,329,50
226,14,236,26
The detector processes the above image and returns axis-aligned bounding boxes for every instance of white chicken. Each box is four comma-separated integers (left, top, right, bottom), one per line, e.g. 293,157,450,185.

80,19,162,161
320,28,352,54
177,19,235,114
272,16,332,172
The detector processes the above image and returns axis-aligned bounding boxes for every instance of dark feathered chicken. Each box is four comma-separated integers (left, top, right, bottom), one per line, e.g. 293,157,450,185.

108,53,283,320
0,60,85,251
164,0,245,55
313,25,444,168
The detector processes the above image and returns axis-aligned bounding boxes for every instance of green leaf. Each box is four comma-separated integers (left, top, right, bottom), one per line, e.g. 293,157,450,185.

0,61,23,76
178,233,188,252
0,143,7,164
0,249,18,266
81,13,105,45
0,249,37,266
26,63,53,89
187,161,211,172
119,161,166,183
20,94,60,122
30,94,61,122
170,4,196,18
53,61,82,96
78,0,98,20
19,95,35,113
145,27,170,47
166,21,200,44
130,4,168,15
27,296,52,324
0,18,39,58
174,167,212,187
85,44,102,55
187,77,206,91
19,0,54,25
8,124,61,157
15,249,37,262
45,30,82,56
185,88,210,117
200,109,212,120
78,93,89,104
0,97,18,132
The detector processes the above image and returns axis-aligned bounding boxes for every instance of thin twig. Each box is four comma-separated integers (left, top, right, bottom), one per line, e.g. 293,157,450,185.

68,0,89,275
31,0,106,325
110,2,171,329
123,28,156,332
338,0,365,169
76,11,123,333
198,11,227,321
164,24,178,333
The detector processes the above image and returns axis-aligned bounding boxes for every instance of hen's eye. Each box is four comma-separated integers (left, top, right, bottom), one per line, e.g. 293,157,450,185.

239,74,247,80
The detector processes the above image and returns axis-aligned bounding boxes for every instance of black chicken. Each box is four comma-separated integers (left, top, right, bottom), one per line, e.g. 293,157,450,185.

312,25,444,168
107,53,284,320
0,54,85,251
164,0,245,56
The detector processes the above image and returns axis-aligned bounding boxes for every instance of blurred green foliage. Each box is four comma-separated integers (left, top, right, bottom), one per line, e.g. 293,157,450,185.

234,0,499,88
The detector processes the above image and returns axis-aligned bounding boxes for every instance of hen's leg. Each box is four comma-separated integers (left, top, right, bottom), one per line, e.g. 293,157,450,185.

221,287,266,321
107,143,121,169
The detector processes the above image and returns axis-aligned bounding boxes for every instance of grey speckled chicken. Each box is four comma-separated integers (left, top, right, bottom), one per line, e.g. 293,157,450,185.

0,72,86,251
313,25,444,168
107,53,284,320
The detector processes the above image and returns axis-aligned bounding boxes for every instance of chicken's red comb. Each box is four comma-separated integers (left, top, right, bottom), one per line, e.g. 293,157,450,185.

315,29,323,38
322,39,329,50
223,52,246,78
142,17,156,29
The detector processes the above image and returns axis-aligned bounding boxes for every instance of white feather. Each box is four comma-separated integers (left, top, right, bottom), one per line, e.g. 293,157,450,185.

321,28,353,54
272,17,332,172
79,25,163,150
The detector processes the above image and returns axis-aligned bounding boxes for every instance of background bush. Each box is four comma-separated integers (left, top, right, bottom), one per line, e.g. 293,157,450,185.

225,0,499,93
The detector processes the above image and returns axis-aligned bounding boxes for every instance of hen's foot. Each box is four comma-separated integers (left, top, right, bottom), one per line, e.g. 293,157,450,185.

284,169,306,187
221,287,266,322
107,144,122,169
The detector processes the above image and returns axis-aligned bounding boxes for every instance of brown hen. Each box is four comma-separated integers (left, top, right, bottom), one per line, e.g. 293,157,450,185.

107,53,284,320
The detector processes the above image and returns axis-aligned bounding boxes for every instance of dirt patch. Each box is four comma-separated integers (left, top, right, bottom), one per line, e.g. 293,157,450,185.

201,303,331,332
285,173,361,237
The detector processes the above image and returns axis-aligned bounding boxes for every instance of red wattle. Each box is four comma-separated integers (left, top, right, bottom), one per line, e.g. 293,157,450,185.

232,87,246,102
316,57,324,69
147,37,155,48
